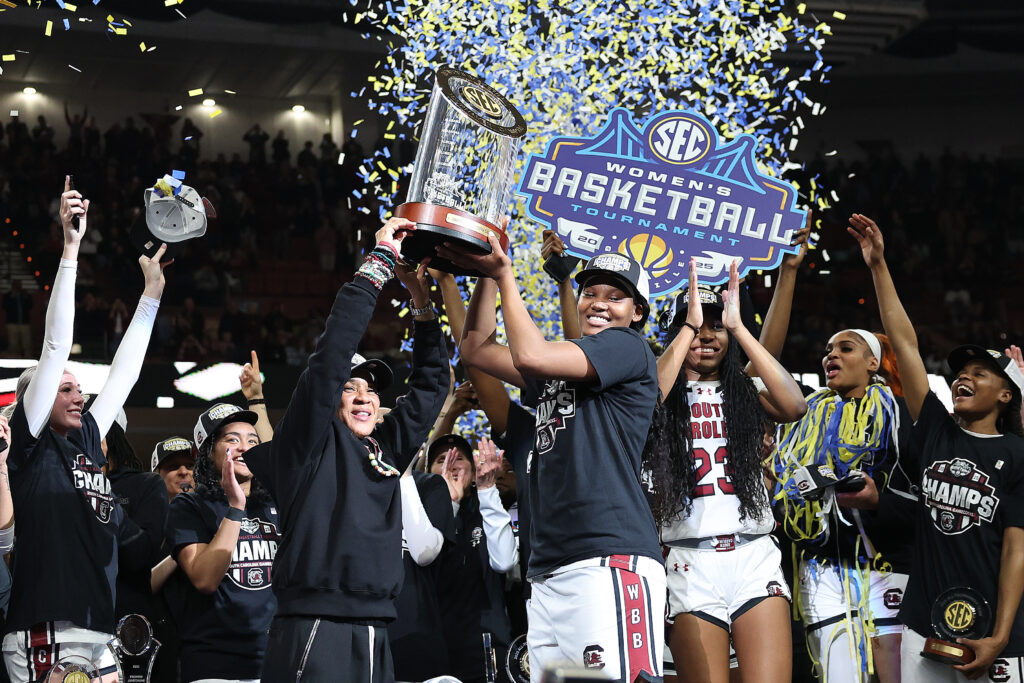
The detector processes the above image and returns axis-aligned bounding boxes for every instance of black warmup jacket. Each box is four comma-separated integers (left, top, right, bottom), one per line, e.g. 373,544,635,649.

246,276,449,622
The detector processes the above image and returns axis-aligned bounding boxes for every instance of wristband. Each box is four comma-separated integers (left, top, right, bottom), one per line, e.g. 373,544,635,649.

376,242,399,261
409,301,433,317
225,506,245,522
682,321,700,337
247,398,266,406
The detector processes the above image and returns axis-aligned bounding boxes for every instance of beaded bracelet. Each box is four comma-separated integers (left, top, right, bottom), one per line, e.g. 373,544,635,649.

356,251,396,291
370,246,396,268
375,242,399,262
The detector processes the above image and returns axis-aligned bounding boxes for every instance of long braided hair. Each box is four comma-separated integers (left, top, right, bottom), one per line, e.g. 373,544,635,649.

647,324,772,526
193,427,273,506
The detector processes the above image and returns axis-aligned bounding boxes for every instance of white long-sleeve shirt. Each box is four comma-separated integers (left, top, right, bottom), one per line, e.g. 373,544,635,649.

400,475,444,566
478,485,518,573
23,257,159,440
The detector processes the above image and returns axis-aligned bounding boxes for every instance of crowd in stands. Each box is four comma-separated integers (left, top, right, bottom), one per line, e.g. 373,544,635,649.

3,107,1024,375
0,106,397,365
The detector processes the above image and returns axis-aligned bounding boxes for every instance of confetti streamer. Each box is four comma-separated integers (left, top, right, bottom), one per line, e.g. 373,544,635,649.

353,0,836,438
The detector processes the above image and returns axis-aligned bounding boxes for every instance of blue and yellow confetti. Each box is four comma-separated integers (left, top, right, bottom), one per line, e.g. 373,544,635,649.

352,0,838,438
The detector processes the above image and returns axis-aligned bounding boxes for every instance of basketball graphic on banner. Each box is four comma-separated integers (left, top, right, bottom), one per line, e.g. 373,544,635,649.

621,234,674,279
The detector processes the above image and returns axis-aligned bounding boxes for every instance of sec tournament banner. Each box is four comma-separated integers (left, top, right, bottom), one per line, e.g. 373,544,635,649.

517,108,807,295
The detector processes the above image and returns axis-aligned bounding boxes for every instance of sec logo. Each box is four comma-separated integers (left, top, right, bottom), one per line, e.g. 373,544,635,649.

648,115,712,165
462,85,503,119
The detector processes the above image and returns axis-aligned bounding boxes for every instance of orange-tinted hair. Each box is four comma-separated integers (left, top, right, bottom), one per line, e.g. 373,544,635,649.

875,333,903,397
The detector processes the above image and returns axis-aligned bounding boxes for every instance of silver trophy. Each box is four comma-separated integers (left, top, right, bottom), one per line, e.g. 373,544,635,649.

107,614,161,683
396,67,527,275
44,656,99,683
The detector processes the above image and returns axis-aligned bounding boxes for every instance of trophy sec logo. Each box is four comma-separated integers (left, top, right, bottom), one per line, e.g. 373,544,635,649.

518,108,806,294
461,84,504,120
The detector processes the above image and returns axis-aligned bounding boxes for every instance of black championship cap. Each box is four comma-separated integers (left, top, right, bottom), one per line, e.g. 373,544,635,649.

427,433,474,462
151,436,195,471
351,353,394,392
947,345,1024,398
661,286,724,330
194,403,259,449
573,252,651,330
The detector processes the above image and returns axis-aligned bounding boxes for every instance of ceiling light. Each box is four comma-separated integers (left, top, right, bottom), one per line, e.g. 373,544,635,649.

22,87,37,95
292,104,306,113
202,98,216,107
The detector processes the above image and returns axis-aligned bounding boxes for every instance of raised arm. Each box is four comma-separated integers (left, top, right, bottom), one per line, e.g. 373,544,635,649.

22,178,86,437
754,217,811,360
239,350,273,443
89,244,169,437
274,219,412,461
475,437,517,572
721,261,807,422
542,230,582,340
656,259,702,398
847,214,929,420
441,235,593,382
400,474,444,566
433,270,512,434
376,261,450,471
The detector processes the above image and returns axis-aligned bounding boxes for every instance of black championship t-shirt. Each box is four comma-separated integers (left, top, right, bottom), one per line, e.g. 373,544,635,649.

524,326,661,577
900,392,1024,654
390,471,455,682
493,401,534,591
6,407,124,634
166,493,279,682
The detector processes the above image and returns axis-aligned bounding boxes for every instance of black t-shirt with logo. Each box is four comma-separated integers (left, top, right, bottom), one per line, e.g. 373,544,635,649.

166,492,279,682
493,401,534,591
390,470,455,682
6,406,125,634
900,392,1024,654
524,326,661,577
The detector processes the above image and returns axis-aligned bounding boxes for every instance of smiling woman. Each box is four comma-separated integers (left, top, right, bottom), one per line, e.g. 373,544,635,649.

241,217,450,682
163,402,277,682
653,257,806,683
3,178,169,683
848,213,1024,683
760,215,917,683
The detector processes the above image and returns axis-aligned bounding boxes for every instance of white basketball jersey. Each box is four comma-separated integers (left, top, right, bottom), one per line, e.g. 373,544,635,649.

661,380,774,542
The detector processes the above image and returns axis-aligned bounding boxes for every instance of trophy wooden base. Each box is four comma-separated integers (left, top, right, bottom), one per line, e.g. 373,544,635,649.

921,637,976,665
395,202,509,276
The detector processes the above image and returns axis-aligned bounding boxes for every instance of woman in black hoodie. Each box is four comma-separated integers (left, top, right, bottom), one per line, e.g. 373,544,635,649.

247,217,449,683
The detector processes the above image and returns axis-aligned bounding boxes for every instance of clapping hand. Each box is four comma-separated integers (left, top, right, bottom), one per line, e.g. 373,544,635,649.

474,437,504,490
440,447,466,503
721,259,743,333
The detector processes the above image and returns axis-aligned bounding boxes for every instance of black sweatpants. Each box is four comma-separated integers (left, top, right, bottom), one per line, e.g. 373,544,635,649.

261,616,394,683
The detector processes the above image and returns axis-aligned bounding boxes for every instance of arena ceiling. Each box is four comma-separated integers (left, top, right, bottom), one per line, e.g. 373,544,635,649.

0,0,1021,102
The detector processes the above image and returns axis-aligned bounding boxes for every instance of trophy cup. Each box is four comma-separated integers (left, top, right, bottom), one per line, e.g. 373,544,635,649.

921,587,992,665
505,634,530,683
107,613,161,682
45,656,99,683
396,67,527,276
